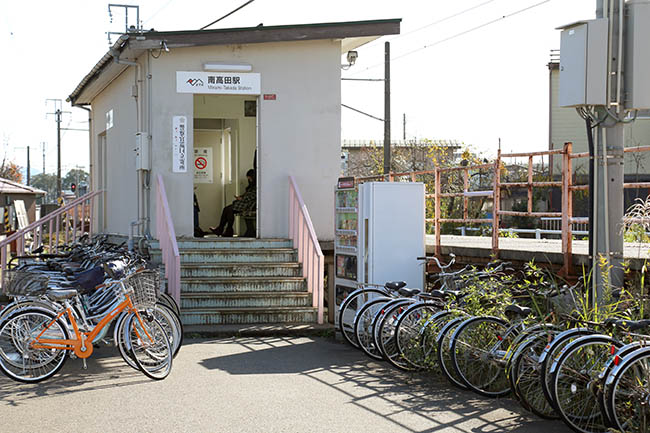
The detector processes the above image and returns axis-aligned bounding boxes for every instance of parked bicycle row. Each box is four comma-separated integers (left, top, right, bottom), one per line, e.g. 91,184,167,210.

0,235,181,382
338,256,650,433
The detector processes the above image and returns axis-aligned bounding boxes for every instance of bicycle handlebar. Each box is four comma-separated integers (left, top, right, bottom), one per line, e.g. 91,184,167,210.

417,253,455,270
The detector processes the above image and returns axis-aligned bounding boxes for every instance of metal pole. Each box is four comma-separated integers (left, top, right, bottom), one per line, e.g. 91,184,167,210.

384,42,391,177
594,0,625,297
403,113,406,141
26,146,30,186
56,109,62,199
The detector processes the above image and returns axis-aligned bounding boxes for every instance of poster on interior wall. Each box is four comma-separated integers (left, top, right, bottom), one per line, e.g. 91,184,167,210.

193,147,213,183
172,115,187,173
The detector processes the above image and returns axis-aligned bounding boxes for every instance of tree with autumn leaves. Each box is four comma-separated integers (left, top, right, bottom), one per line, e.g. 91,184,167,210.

0,157,22,183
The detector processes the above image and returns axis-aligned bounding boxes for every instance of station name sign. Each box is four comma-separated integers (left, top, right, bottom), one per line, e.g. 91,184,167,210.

176,71,261,95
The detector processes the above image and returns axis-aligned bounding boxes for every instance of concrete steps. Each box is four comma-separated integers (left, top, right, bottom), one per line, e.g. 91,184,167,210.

153,237,318,327
181,276,307,293
181,291,311,309
180,307,318,325
181,262,301,278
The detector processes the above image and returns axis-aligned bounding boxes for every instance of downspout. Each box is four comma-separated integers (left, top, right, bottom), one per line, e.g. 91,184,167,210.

77,105,92,191
110,50,146,247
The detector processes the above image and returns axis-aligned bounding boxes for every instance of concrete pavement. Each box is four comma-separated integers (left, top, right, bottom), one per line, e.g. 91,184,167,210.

0,336,570,433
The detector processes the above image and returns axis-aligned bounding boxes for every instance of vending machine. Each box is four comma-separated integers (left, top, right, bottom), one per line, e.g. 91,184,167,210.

334,179,426,326
357,182,425,289
334,177,360,315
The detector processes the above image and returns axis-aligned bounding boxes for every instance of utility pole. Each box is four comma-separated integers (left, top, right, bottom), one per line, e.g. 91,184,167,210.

42,142,46,175
403,113,406,141
384,42,391,177
26,146,30,186
594,0,625,298
56,109,62,199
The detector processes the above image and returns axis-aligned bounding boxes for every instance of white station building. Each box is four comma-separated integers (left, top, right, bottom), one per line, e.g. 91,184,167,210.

67,19,400,242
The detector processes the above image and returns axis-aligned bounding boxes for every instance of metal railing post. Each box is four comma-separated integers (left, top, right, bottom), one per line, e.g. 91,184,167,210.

434,167,441,257
492,151,501,255
561,142,573,275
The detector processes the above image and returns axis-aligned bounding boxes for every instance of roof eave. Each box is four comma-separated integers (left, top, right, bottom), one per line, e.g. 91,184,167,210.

68,19,401,105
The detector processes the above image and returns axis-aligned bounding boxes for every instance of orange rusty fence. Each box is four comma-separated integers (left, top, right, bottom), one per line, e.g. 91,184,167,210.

356,143,650,275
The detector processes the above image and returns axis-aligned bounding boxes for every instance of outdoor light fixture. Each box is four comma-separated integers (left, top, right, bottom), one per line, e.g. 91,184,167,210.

341,51,358,70
203,63,253,72
346,51,358,65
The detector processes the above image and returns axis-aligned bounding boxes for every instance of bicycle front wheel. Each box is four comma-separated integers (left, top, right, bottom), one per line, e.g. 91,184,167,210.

451,316,512,397
0,308,69,383
551,335,620,433
126,313,173,380
609,350,650,433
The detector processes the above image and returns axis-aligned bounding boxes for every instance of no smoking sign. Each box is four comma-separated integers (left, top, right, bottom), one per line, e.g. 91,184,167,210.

193,148,213,183
195,157,207,170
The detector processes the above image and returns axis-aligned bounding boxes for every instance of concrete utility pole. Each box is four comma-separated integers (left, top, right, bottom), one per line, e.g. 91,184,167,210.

56,109,62,199
594,0,625,297
26,146,30,186
384,42,391,176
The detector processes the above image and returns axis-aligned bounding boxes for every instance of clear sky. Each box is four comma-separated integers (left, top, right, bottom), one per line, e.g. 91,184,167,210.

0,0,596,176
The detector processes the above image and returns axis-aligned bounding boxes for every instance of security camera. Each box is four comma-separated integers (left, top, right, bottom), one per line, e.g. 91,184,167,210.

346,51,358,65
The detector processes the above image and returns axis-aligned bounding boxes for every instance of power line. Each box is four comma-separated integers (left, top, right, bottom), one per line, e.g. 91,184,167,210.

143,0,177,26
200,0,256,30
351,0,552,76
392,0,498,42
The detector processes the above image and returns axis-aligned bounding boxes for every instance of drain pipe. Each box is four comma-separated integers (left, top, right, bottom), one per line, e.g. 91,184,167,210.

110,50,147,245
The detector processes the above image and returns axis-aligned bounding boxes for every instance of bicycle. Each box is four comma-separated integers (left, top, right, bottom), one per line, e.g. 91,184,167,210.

0,269,172,382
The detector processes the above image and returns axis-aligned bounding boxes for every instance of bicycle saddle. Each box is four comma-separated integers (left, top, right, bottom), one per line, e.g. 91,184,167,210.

385,281,407,291
505,304,532,317
46,289,78,301
398,287,421,297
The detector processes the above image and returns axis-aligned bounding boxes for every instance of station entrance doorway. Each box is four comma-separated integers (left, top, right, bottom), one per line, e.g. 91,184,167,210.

193,94,257,237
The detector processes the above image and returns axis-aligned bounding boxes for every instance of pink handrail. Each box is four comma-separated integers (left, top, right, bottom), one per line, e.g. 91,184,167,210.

0,190,103,272
155,175,181,304
289,176,325,324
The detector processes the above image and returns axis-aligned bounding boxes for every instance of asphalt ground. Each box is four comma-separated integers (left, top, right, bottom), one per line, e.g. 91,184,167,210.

0,336,570,433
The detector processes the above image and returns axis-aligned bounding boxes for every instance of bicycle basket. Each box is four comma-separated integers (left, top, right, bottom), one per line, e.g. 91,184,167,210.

2,270,50,297
125,270,159,310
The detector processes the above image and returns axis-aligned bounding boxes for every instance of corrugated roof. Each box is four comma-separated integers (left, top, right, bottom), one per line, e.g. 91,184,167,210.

0,178,46,195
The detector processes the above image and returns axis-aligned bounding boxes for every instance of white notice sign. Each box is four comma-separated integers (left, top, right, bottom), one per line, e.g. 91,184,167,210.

172,116,187,173
193,147,213,183
176,71,261,95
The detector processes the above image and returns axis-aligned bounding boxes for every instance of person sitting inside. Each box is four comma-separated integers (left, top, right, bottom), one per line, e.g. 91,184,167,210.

210,169,256,237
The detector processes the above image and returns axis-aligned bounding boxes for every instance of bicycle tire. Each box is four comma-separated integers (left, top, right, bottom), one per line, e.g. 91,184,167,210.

353,297,392,360
436,317,470,389
376,299,419,369
0,308,69,383
373,298,414,362
511,333,560,419
153,303,183,358
338,288,386,348
114,312,139,370
451,316,512,397
551,334,621,433
598,342,647,428
158,292,181,317
393,302,444,369
538,327,596,410
125,313,173,380
607,347,650,433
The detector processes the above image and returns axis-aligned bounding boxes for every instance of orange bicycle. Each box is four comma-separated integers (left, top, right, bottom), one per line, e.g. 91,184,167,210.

0,270,172,382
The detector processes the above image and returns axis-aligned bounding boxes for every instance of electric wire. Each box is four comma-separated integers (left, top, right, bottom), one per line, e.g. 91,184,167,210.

391,0,498,42
200,0,256,30
350,0,553,76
